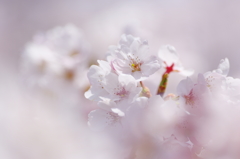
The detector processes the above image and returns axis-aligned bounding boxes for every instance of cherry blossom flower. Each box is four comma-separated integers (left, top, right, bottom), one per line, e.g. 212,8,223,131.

225,77,240,104
88,97,148,131
204,58,229,93
212,58,229,76
85,63,142,103
88,106,123,131
151,135,193,159
22,24,90,75
84,60,112,101
177,74,209,116
204,58,240,104
158,45,194,76
106,34,161,81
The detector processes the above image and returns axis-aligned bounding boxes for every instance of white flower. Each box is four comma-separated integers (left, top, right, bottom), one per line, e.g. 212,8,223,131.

85,62,142,103
204,58,240,104
44,24,90,59
158,45,194,76
84,60,112,101
106,34,161,81
177,74,209,116
88,99,124,131
204,58,229,92
225,77,240,104
88,97,148,131
152,135,193,159
22,24,89,72
212,58,229,76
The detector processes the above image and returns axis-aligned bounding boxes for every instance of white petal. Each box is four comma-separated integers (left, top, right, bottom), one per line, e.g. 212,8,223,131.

119,34,134,47
98,98,117,111
128,87,142,103
111,108,125,117
141,56,161,76
87,65,105,86
129,38,141,55
132,71,142,81
136,41,149,59
102,73,119,94
88,109,119,131
158,45,179,66
118,74,137,89
177,77,194,96
133,97,149,108
214,58,229,76
84,86,109,101
112,59,132,74
179,68,194,76
197,73,206,85
97,60,111,73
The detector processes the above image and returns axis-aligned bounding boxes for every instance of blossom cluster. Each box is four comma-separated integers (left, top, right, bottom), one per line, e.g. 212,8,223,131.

21,24,90,103
21,26,240,159
85,35,240,158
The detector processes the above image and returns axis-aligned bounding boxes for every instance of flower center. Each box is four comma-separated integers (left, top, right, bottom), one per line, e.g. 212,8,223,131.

105,112,121,126
205,75,215,90
165,63,175,74
184,90,195,106
131,63,141,72
114,87,129,98
128,54,142,72
64,69,75,81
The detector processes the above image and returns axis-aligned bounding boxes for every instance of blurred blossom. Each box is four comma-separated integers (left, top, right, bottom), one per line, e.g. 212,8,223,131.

20,24,90,104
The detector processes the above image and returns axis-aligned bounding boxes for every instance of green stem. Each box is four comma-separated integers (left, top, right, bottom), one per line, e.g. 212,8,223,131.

156,73,169,96
140,81,151,98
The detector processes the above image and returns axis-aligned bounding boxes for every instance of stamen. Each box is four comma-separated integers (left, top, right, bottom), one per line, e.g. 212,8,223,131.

184,90,195,106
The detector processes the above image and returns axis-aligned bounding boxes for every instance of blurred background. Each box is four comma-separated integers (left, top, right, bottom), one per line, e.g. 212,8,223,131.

1,0,240,158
